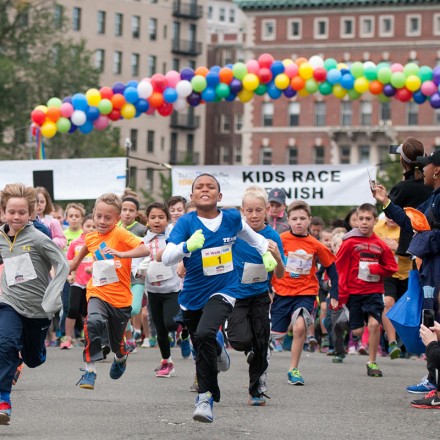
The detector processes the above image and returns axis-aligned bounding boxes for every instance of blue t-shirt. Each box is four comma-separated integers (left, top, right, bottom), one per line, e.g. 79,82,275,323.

167,209,243,310
234,225,284,299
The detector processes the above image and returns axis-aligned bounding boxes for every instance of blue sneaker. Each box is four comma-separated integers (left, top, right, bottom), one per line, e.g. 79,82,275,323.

287,368,305,385
0,401,11,425
216,331,230,372
109,356,127,380
76,369,97,390
180,337,191,359
282,333,293,351
248,394,267,406
406,376,436,394
193,392,214,423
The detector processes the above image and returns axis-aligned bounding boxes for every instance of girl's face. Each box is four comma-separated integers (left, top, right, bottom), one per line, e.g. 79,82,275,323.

82,219,96,235
268,201,286,218
288,209,311,236
36,193,46,216
66,208,83,231
4,198,31,235
169,202,186,224
148,208,168,234
121,201,138,226
241,197,267,231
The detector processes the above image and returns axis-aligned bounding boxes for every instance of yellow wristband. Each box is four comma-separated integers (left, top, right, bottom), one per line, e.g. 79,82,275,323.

382,199,391,210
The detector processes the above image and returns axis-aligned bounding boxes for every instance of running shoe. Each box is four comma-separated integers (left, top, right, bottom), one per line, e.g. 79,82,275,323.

287,368,304,385
332,355,345,363
0,401,11,425
282,333,293,351
12,362,24,386
388,342,401,360
270,338,283,352
406,376,436,394
320,335,330,353
109,356,127,380
193,392,214,423
358,345,369,355
60,337,73,350
307,336,318,352
149,336,157,348
155,361,175,378
366,361,383,377
102,345,111,360
248,394,269,406
77,369,97,389
216,331,230,372
410,390,440,409
190,373,199,392
141,338,151,348
126,339,137,354
180,337,191,359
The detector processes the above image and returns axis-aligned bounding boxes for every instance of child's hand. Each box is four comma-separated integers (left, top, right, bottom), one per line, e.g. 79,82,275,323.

84,266,92,275
177,261,186,278
67,274,75,284
420,324,438,346
330,298,338,309
430,321,440,340
102,247,124,258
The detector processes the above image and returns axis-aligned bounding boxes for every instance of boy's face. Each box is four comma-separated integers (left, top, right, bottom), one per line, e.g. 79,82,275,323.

320,231,332,249
82,219,96,234
121,201,138,226
191,176,222,210
357,210,377,237
268,201,286,218
93,202,120,235
241,197,267,231
52,208,64,225
288,209,311,236
169,202,186,224
4,197,31,235
66,208,83,231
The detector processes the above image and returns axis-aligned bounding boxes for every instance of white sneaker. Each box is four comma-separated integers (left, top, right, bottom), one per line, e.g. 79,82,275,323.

141,339,150,348
193,392,213,423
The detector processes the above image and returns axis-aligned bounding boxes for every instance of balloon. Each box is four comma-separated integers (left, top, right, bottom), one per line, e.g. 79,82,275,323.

246,59,260,74
326,69,342,85
176,80,193,97
157,103,173,116
165,70,181,88
270,61,285,76
258,53,274,68
31,109,46,125
201,87,216,102
405,75,421,92
219,67,233,84
100,86,114,100
79,120,94,134
47,97,62,108
238,89,254,103
323,58,337,71
180,67,195,81
430,92,440,109
283,86,296,98
94,115,109,130
377,93,390,103
267,82,282,99
364,66,377,81
108,109,121,121
354,77,369,93
433,66,440,85
195,66,209,77
309,55,324,68
298,62,313,80
225,92,237,102
163,87,178,103
258,68,273,84
421,80,437,96
390,63,403,73
274,73,290,90
40,120,57,138
215,83,230,99
135,99,149,113
137,81,153,99
390,71,406,88
347,89,361,100
85,88,101,106
418,66,433,82
383,84,396,97
56,117,71,133
85,106,100,121
377,67,392,84
71,93,88,110
149,92,164,108
313,67,327,82
35,105,48,113
340,73,354,90
111,93,126,109
151,73,167,92
232,62,247,80
71,110,87,126
187,92,202,107
318,81,333,95
413,90,427,104
350,62,364,79
254,84,267,96
305,79,318,94
291,76,305,91
112,82,126,94
126,80,138,89
395,87,412,102
241,73,259,92
124,86,139,104
284,63,299,79
369,80,383,95
120,103,136,119
97,99,113,115
173,98,187,112
229,78,243,94
333,84,347,99
191,75,207,93
295,57,308,66
206,71,220,88
60,102,74,118
403,62,419,77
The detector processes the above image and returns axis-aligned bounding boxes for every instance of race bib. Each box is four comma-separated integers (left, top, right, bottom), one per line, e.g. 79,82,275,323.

92,259,119,286
241,262,268,284
358,261,380,283
147,261,173,283
286,251,313,275
201,244,233,276
3,253,37,286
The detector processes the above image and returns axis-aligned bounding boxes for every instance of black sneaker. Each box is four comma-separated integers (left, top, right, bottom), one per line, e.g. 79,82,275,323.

411,390,440,409
366,362,383,377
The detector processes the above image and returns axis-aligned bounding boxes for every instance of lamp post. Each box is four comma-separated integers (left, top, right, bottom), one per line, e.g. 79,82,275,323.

125,137,132,187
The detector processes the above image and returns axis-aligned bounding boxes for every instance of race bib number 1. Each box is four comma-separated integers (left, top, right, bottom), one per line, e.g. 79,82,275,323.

201,245,233,276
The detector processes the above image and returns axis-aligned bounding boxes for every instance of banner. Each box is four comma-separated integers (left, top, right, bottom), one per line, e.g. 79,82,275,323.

0,158,126,200
171,165,376,206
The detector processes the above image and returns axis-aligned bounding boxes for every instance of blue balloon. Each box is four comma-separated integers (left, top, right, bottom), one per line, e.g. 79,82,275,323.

283,86,297,98
135,98,149,113
68,123,77,133
126,80,139,88
229,78,243,94
383,84,396,97
71,93,88,110
201,87,216,102
206,72,220,88
163,88,178,103
225,92,237,102
86,106,100,121
112,82,126,94
180,67,195,81
124,87,139,104
413,91,427,104
210,65,221,73
326,69,342,85
340,73,354,90
79,120,94,134
270,61,285,76
267,82,282,99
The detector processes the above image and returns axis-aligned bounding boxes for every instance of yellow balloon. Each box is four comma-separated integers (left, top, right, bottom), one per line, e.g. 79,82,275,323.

35,105,48,113
354,77,369,93
242,73,259,91
299,62,313,80
274,73,290,90
333,84,347,99
40,120,57,138
121,103,136,119
298,89,309,97
405,75,421,92
282,59,294,67
86,88,102,106
238,89,254,103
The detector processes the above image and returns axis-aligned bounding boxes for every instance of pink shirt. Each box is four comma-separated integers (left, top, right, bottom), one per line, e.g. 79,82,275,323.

66,234,92,286
40,215,67,249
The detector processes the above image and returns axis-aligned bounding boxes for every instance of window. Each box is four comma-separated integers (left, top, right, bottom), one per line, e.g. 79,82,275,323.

358,145,370,164
433,14,440,36
235,114,243,131
262,19,276,41
314,146,325,164
97,11,106,34
73,7,81,31
229,9,235,24
172,58,180,71
187,134,194,157
170,133,178,164
340,17,354,38
435,109,440,125
129,166,137,189
379,15,394,37
360,101,372,126
261,146,272,165
406,15,421,37
115,13,123,36
262,102,274,127
145,169,154,192
95,49,105,72
380,102,391,121
113,51,122,75
287,147,298,165
360,16,374,37
234,145,242,164
219,8,226,22
130,129,138,152
132,16,141,38
208,6,213,20
314,18,328,39
131,53,140,76
288,102,300,126
147,55,156,77
287,19,302,39
341,101,352,126
221,115,232,132
149,18,157,40
223,48,234,65
340,145,351,164
314,102,326,126
147,130,155,153
54,4,64,29
407,102,418,125
220,145,230,164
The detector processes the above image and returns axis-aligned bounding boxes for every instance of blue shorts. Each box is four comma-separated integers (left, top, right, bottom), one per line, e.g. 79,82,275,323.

271,295,315,334
347,294,384,330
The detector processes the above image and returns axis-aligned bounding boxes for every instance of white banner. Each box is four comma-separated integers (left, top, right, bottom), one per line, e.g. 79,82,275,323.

171,165,377,206
0,158,126,200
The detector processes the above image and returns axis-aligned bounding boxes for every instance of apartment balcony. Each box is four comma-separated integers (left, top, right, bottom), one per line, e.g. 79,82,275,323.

172,1,203,19
171,38,202,56
170,150,200,165
170,113,200,130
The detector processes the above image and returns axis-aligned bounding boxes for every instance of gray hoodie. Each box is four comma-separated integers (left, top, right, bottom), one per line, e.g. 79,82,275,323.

0,223,70,319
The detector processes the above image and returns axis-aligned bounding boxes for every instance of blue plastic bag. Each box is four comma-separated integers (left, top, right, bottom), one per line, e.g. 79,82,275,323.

386,269,425,354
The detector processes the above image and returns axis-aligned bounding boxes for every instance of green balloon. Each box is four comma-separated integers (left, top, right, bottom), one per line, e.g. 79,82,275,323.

254,84,267,96
324,58,337,71
364,66,378,81
318,81,333,95
215,83,230,99
56,117,71,133
47,97,62,108
98,99,113,115
419,65,433,82
191,75,207,93
232,62,248,80
377,62,390,71
347,89,361,100
305,79,318,94
377,93,390,103
390,71,406,88
350,62,364,78
377,67,392,84
403,62,419,77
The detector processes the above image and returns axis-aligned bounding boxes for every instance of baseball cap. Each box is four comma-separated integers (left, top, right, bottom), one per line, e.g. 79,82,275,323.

416,150,440,167
268,188,286,205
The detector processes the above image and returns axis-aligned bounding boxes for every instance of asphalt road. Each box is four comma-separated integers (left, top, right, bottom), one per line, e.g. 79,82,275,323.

2,345,439,440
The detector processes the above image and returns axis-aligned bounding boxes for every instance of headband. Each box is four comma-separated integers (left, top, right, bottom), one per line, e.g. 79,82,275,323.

122,197,140,210
397,144,417,164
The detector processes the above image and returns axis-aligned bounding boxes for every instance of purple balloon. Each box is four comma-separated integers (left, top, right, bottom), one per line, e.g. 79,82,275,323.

62,96,72,103
433,67,440,86
283,86,297,98
180,67,195,81
112,82,126,94
383,84,396,97
229,78,243,94
68,123,78,134
187,92,201,107
429,92,440,109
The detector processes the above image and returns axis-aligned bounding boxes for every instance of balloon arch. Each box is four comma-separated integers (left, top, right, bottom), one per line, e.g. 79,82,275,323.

30,54,440,139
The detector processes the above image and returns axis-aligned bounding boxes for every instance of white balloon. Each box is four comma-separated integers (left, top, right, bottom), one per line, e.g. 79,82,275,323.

137,81,153,99
309,55,324,68
175,80,192,98
173,98,188,112
363,61,376,69
71,110,86,126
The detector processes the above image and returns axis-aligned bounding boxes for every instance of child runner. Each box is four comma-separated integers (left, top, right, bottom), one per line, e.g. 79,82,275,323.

69,193,149,390
0,183,69,425
168,195,187,226
271,200,339,386
266,188,290,234
336,203,398,377
227,186,285,406
161,173,277,423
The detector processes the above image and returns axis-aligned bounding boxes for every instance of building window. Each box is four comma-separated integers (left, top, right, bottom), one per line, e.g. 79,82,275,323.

360,16,374,37
340,17,354,38
234,145,242,164
147,130,155,153
287,147,298,165
187,133,194,157
208,6,213,20
262,19,276,41
149,18,157,40
340,145,351,164
359,145,370,164
360,101,372,126
73,7,81,31
220,145,230,164
314,146,325,164
129,166,137,190
219,8,226,22
433,14,440,36
97,11,106,34
261,146,272,165
314,18,328,39
287,19,302,40
54,4,64,29
314,101,326,126
407,102,418,125
130,129,138,152
379,15,394,37
221,115,232,133
172,58,179,71
235,114,243,131
170,133,178,164
288,102,300,126
406,15,421,37
113,51,122,74
147,55,156,77
95,49,105,72
380,102,391,121
341,101,352,126
115,13,123,36
145,169,154,191
132,16,141,38
434,109,440,125
262,102,274,127
229,9,235,24
131,53,140,76
222,48,234,65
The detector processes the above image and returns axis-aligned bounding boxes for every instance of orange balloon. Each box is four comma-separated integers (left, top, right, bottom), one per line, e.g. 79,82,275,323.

369,80,383,95
46,106,61,122
295,57,308,66
219,67,234,84
291,76,305,91
149,91,164,108
195,66,209,77
111,93,126,110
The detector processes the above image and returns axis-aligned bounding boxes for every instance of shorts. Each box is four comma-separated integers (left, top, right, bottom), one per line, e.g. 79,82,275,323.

347,294,384,330
271,294,315,334
383,277,408,301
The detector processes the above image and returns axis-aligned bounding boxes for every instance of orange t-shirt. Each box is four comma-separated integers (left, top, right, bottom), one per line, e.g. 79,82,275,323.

272,232,335,297
85,226,142,308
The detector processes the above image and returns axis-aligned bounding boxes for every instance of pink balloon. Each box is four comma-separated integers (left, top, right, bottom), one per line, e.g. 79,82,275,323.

391,63,404,73
94,115,109,130
284,63,299,79
60,102,74,118
421,80,437,96
165,70,181,88
246,60,260,75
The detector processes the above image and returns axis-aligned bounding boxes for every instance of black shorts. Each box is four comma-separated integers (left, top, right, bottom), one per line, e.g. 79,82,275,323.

383,277,408,301
347,294,384,330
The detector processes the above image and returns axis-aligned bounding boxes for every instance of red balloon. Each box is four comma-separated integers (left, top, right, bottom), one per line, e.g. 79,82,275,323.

100,86,114,100
313,67,327,82
395,87,412,102
157,102,173,116
108,109,121,121
31,109,46,125
151,74,167,92
258,53,274,69
258,68,273,84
